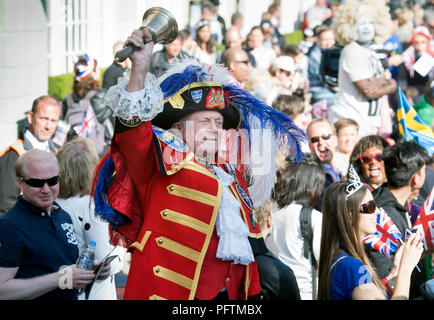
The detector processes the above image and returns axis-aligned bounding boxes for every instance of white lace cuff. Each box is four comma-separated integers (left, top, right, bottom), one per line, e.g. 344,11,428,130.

103,70,164,122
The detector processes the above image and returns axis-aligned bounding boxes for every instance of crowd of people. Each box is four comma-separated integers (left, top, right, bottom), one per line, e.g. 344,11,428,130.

0,0,433,301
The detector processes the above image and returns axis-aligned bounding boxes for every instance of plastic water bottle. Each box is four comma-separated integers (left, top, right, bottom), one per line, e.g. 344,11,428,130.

77,241,96,270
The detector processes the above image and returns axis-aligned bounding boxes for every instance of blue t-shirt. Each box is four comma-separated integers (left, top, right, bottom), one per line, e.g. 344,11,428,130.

0,196,79,300
329,252,373,300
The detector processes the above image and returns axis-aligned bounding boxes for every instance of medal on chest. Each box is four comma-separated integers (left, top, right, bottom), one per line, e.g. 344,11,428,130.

223,164,255,210
223,164,257,230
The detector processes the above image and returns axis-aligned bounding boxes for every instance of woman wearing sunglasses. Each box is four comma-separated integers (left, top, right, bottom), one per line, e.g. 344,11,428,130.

349,135,389,194
317,169,423,300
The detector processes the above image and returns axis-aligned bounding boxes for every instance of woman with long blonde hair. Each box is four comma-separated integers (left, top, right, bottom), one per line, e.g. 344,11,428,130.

56,137,125,300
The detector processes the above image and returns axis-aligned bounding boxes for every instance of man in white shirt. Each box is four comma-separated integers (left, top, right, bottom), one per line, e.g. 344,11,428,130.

0,95,61,215
330,39,391,138
329,2,400,138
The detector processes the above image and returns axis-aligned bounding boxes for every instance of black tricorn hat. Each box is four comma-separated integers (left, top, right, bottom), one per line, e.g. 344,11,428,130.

151,59,307,165
151,81,241,130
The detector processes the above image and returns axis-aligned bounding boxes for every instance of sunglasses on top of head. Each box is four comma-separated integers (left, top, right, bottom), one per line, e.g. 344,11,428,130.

359,153,383,164
359,200,377,214
20,175,60,188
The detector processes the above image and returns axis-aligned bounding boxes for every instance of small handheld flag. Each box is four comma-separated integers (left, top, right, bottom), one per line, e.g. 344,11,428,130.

311,99,329,119
397,87,434,157
412,187,434,251
363,208,403,258
73,105,96,137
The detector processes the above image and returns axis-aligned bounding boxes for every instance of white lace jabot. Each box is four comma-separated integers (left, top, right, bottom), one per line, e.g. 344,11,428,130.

212,165,254,265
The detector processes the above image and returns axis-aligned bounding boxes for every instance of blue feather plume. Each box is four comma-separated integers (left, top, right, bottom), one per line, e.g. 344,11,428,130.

159,61,307,161
160,64,208,98
223,83,307,161
93,155,126,227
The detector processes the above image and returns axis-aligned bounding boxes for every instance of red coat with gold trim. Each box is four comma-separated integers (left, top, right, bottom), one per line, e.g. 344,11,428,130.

106,119,264,300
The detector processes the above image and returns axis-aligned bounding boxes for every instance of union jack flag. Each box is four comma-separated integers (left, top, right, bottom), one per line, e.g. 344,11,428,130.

363,208,403,258
412,187,434,250
73,105,96,137
311,99,329,119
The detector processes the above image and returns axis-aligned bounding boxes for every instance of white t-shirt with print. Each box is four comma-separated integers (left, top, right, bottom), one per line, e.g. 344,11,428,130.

329,41,384,138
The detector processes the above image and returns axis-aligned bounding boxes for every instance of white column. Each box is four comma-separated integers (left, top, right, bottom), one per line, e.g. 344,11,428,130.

237,0,272,38
47,0,65,75
280,0,302,34
0,0,48,150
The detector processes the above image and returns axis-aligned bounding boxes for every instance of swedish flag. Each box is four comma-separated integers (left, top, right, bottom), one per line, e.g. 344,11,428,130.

397,87,434,157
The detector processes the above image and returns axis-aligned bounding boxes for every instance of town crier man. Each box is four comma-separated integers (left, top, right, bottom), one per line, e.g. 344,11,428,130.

92,27,306,300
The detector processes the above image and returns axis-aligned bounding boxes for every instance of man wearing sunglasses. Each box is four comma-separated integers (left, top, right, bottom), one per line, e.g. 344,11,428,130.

222,47,253,88
0,95,61,216
306,118,344,209
0,150,95,299
368,141,432,299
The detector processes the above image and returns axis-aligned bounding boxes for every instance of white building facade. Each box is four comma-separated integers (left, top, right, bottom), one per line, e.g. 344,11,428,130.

0,0,305,150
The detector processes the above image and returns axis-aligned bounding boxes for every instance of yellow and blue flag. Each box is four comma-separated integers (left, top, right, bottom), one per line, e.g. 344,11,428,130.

397,87,434,157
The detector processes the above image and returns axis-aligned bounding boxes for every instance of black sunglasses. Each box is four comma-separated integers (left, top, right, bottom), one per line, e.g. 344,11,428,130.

310,133,332,144
20,175,60,188
359,200,377,214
